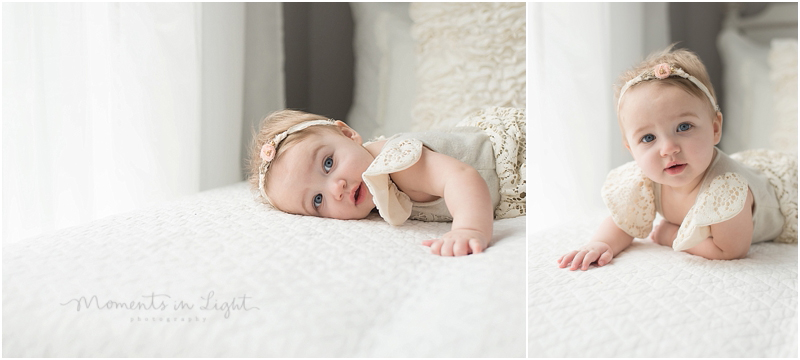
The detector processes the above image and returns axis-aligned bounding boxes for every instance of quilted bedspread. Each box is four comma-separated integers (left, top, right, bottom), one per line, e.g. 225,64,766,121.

3,182,525,357
529,214,798,357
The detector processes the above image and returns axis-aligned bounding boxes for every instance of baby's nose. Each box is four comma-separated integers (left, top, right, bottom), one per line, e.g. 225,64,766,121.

660,137,680,156
330,179,346,200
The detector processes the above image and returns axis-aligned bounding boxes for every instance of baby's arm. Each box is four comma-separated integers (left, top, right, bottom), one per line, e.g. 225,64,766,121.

390,147,493,256
684,190,754,260
557,216,634,270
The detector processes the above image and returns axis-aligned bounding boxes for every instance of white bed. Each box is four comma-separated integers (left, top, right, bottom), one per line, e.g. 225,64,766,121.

3,3,527,356
3,182,526,357
528,3,798,357
528,213,797,357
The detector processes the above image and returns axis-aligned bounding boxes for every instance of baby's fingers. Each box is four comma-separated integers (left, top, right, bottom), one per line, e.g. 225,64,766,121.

597,251,613,267
558,251,578,268
453,240,470,256
580,250,600,271
648,231,659,244
569,250,588,271
440,240,456,256
469,239,483,254
422,239,436,247
428,239,443,255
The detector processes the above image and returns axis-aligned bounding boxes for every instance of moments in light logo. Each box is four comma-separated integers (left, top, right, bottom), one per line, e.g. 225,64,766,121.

60,291,259,321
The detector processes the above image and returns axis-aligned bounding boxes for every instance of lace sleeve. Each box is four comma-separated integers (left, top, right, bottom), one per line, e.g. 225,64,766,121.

601,161,656,239
731,149,797,244
673,173,748,251
362,138,424,225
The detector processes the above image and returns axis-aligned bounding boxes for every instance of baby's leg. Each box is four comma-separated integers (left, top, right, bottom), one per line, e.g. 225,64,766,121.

649,219,679,247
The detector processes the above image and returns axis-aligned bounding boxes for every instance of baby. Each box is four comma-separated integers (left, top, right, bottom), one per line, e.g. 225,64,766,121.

558,46,797,271
248,108,526,256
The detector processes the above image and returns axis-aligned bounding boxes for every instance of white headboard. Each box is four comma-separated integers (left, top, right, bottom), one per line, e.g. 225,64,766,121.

724,3,798,44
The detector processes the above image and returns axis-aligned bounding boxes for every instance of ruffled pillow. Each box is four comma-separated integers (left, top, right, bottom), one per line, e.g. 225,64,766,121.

409,2,525,131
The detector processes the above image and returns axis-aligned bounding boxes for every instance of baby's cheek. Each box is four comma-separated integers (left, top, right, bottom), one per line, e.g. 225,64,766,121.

635,157,661,181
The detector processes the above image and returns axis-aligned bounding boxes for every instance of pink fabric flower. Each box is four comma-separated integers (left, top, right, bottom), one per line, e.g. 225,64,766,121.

654,63,671,79
260,143,276,162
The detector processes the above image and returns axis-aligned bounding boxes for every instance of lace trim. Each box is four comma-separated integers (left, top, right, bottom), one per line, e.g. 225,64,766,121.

410,212,453,222
673,173,748,251
602,161,655,239
732,149,798,244
458,106,526,218
362,138,422,225
410,198,452,222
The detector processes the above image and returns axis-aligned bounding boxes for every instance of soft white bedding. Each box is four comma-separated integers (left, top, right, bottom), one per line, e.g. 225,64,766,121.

3,182,525,357
528,214,798,357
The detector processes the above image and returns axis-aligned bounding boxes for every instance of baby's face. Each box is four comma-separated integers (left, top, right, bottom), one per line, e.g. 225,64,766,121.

266,124,376,220
619,82,722,191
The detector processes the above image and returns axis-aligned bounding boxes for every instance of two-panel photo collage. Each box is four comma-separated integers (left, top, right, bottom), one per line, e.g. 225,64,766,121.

3,2,798,357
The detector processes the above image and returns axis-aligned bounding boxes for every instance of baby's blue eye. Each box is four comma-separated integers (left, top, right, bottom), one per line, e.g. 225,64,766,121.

323,156,333,173
677,123,692,132
641,134,655,143
313,194,323,209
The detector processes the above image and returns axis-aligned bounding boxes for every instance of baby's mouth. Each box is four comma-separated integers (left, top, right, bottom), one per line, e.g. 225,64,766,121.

354,182,363,205
664,163,687,175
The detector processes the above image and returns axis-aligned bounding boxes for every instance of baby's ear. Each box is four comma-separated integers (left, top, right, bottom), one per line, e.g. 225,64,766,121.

334,120,362,143
713,111,723,145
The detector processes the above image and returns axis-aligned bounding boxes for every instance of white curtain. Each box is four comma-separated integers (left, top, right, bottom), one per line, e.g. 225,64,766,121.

528,3,669,232
3,3,284,243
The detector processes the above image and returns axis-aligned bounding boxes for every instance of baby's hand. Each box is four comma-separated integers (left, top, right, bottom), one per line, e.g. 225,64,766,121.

649,219,679,247
422,229,488,256
557,241,613,271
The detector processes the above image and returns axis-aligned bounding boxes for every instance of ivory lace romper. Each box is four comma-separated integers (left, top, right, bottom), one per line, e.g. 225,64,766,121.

362,107,526,225
602,148,797,250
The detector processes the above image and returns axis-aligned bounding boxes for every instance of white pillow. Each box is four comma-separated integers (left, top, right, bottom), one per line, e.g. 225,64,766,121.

409,3,526,131
717,28,774,153
347,3,416,140
768,38,798,154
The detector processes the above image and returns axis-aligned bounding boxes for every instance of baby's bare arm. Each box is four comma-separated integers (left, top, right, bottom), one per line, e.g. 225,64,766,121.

684,190,753,260
391,147,493,256
591,216,636,255
422,168,493,256
557,216,634,270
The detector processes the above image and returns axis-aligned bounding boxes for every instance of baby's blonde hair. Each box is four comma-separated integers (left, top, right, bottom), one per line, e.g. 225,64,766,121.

247,109,340,202
614,44,718,115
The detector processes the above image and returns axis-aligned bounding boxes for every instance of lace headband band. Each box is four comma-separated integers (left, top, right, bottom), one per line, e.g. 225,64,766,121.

617,63,719,113
258,119,336,201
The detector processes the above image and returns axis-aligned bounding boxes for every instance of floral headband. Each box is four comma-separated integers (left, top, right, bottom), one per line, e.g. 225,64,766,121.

617,63,719,113
258,119,336,201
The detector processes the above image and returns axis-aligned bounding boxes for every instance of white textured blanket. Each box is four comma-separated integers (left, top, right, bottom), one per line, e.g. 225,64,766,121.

3,182,525,357
529,215,798,357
